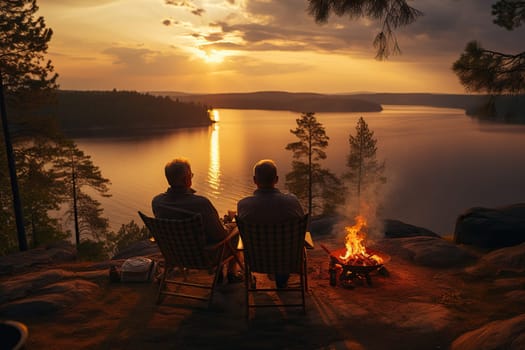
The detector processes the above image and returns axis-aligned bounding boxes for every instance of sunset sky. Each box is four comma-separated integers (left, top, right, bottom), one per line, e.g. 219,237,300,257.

37,0,524,94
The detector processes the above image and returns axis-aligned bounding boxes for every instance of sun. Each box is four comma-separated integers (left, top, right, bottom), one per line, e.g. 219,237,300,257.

196,49,227,63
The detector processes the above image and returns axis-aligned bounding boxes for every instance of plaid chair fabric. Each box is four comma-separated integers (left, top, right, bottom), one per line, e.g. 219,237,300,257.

138,211,237,307
236,214,310,319
139,211,210,269
236,216,307,274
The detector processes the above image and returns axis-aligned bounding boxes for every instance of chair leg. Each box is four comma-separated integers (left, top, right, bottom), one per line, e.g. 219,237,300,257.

157,266,169,304
303,248,308,291
244,265,251,320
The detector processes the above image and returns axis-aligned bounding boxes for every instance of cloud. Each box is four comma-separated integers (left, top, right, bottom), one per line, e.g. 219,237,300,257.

165,0,205,17
219,55,313,76
204,32,224,42
192,8,205,16
40,0,119,7
200,0,524,60
101,46,207,76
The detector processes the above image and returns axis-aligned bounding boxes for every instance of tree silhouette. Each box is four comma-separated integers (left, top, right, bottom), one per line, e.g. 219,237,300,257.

1,0,58,251
307,0,422,59
308,0,524,94
345,117,385,212
285,112,344,216
54,141,111,247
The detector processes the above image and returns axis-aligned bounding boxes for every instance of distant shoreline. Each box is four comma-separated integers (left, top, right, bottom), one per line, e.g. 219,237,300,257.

153,91,487,111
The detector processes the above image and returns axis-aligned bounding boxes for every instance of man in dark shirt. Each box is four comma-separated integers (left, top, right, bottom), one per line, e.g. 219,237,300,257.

152,158,242,282
237,159,305,288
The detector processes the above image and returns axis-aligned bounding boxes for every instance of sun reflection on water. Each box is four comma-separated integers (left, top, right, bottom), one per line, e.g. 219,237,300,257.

208,123,220,195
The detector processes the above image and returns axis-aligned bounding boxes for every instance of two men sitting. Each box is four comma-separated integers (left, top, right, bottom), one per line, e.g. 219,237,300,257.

152,158,304,288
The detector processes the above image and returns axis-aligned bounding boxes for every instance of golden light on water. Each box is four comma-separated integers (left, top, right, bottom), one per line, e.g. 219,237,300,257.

208,124,221,194
212,109,220,122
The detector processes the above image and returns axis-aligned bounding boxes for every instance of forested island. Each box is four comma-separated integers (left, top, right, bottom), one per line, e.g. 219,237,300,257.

50,90,213,136
156,91,525,123
158,91,383,113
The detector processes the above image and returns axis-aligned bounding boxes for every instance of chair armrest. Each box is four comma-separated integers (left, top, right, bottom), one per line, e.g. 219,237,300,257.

236,233,313,251
305,232,314,249
203,226,239,251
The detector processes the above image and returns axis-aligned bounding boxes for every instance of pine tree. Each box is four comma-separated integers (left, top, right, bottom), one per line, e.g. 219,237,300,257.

0,0,58,96
345,117,385,213
285,112,344,216
54,141,111,247
1,0,58,251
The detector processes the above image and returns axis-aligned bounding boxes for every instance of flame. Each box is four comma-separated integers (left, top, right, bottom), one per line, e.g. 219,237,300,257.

340,215,367,261
340,215,383,265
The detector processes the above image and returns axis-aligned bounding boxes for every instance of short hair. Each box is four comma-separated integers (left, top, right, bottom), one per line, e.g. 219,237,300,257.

165,158,191,186
253,159,277,187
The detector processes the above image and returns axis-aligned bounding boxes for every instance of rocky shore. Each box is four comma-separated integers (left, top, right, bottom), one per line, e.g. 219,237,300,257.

1,204,525,349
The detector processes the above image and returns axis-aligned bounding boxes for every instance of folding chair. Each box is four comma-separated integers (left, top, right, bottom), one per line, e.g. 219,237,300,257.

138,211,240,308
235,214,309,319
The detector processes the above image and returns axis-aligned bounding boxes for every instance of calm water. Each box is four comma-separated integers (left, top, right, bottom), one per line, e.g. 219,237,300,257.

75,106,525,236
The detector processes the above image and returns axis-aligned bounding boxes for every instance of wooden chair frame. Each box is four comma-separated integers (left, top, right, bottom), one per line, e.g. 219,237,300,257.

235,214,309,319
138,211,241,308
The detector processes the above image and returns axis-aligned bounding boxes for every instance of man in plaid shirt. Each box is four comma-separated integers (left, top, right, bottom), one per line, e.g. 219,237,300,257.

237,159,305,288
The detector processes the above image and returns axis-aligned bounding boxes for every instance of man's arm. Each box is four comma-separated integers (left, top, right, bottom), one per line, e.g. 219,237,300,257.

201,199,228,243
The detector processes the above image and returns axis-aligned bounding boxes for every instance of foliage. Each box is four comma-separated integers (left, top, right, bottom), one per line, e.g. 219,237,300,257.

453,0,525,95
107,220,150,255
0,1,116,255
345,117,385,212
52,90,212,135
453,41,524,94
492,0,525,30
16,141,69,247
285,112,345,216
307,0,422,59
306,0,524,95
0,137,112,254
0,139,68,253
0,0,58,96
1,0,60,252
53,140,111,246
77,239,109,261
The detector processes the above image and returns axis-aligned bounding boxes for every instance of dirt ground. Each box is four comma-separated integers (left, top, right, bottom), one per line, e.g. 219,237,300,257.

15,236,523,350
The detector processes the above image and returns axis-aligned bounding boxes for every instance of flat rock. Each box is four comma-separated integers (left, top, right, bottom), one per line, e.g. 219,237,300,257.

0,279,99,317
1,269,107,305
451,313,525,350
385,302,452,332
466,242,525,277
0,241,76,275
378,236,476,268
1,269,75,303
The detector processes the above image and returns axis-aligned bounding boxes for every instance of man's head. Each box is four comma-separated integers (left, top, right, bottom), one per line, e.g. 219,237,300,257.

253,159,278,189
165,158,192,188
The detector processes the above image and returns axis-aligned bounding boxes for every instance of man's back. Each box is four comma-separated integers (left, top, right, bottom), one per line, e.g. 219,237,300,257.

152,187,227,243
237,187,304,224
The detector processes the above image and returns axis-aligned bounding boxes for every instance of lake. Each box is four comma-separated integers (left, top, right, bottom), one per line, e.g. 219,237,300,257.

75,106,525,236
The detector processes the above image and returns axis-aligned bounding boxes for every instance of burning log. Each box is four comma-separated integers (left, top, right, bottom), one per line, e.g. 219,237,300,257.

320,245,388,288
320,215,389,288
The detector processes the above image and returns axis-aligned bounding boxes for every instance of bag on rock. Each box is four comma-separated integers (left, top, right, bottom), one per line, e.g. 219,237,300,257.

120,257,157,282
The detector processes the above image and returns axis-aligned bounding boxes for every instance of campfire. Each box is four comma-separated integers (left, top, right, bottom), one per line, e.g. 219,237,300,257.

321,215,388,288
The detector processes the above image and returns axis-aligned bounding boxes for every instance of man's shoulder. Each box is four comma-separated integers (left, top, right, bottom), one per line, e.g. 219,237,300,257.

237,195,255,205
152,192,168,207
